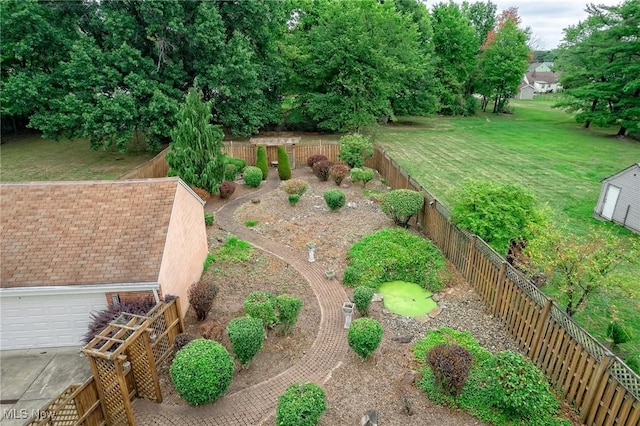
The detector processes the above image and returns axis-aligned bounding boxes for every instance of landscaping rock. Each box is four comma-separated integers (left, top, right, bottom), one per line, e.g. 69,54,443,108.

361,409,378,426
428,307,443,318
200,319,224,342
399,370,422,387
432,293,441,302
372,293,384,302
392,335,413,343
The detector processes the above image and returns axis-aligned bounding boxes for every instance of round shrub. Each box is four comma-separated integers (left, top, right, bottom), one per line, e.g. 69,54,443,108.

307,154,328,168
345,228,445,291
277,146,292,180
481,350,560,420
347,317,383,360
350,167,376,187
174,333,195,351
353,286,375,316
381,189,424,227
282,178,309,196
256,146,268,180
607,321,631,348
323,189,346,211
338,134,373,168
312,160,333,181
276,294,303,334
243,166,263,188
219,180,236,199
276,382,326,426
225,163,238,181
427,344,473,397
170,338,234,405
244,291,277,327
288,194,300,206
226,156,247,173
226,316,264,365
329,164,350,186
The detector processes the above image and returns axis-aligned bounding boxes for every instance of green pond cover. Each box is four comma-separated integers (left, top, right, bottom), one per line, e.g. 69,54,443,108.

378,281,437,317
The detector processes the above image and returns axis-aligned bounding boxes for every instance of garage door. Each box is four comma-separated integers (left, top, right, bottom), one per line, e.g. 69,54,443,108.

0,292,107,350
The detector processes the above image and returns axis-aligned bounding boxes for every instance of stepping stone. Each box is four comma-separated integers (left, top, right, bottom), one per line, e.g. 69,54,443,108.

428,307,443,318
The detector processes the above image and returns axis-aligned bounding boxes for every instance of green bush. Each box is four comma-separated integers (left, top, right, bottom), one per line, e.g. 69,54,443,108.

169,339,234,405
276,382,326,426
276,294,303,334
244,291,277,328
413,327,492,365
288,194,301,206
338,134,373,168
381,189,424,227
243,166,263,188
204,212,214,226
256,146,268,180
329,164,350,186
481,351,560,420
353,286,375,316
427,344,473,397
451,179,549,254
323,189,346,211
277,146,292,180
225,163,238,181
345,228,445,291
607,321,631,348
348,317,383,360
626,355,640,374
226,316,264,365
282,178,309,196
350,167,375,187
226,156,247,173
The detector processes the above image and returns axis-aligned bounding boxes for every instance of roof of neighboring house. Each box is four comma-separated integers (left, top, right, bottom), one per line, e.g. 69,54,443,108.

527,62,554,72
0,177,199,288
526,71,560,84
601,163,640,182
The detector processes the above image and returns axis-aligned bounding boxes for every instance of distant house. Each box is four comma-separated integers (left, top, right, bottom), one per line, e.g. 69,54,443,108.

527,62,555,73
0,177,208,350
594,163,640,235
517,80,535,100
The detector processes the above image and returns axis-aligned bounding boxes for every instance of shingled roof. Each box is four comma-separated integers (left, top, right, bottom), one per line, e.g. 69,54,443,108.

0,177,193,288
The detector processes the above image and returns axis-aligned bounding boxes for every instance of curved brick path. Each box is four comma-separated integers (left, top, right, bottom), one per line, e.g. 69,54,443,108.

133,175,350,425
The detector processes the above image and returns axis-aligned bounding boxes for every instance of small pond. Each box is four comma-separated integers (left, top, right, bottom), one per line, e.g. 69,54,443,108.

378,281,437,317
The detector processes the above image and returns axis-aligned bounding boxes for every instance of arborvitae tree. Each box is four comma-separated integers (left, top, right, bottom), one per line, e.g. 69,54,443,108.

277,146,292,180
256,146,269,180
166,88,226,193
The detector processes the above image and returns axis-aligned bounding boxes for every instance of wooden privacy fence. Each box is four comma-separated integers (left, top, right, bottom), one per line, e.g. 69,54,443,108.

25,299,183,426
369,146,639,426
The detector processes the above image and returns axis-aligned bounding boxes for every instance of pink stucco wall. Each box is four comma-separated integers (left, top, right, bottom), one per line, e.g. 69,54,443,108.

158,182,207,317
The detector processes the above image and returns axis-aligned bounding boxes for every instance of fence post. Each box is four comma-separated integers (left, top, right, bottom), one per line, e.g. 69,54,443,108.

581,355,612,424
530,299,552,361
465,235,477,280
492,261,507,316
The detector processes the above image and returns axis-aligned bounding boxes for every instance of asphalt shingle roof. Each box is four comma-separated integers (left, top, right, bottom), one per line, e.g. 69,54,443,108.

0,178,181,287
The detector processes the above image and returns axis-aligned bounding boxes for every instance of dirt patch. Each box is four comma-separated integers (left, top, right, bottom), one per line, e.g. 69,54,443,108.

157,168,580,425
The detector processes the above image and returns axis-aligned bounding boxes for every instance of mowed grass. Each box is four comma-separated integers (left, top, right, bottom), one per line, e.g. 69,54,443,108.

0,135,157,182
374,97,640,363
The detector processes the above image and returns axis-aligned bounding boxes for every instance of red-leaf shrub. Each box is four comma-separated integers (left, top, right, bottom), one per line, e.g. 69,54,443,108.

84,298,155,344
219,181,236,199
329,164,350,186
307,154,328,168
312,160,334,181
188,281,218,321
427,344,473,397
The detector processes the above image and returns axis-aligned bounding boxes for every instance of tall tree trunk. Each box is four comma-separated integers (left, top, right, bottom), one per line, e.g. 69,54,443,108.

617,126,627,137
583,120,591,129
492,95,499,113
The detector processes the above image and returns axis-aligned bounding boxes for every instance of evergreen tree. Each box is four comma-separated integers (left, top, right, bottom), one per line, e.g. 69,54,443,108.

166,89,226,193
277,146,292,181
256,146,269,180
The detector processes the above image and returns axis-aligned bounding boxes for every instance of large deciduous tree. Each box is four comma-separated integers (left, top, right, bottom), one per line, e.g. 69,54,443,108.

166,89,226,194
555,0,640,136
289,0,430,132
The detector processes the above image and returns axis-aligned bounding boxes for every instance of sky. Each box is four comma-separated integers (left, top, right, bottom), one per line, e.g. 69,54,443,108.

446,0,623,50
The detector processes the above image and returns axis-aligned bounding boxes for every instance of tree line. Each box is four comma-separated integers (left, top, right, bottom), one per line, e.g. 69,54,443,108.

4,0,633,151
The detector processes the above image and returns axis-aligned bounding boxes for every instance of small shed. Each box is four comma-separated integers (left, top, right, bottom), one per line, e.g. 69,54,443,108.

518,83,535,100
250,136,300,168
594,163,640,235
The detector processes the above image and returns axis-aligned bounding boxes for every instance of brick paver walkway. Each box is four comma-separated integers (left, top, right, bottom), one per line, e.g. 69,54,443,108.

133,175,350,425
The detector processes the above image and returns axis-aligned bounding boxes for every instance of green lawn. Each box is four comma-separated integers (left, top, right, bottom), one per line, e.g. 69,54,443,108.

0,135,157,182
374,97,640,365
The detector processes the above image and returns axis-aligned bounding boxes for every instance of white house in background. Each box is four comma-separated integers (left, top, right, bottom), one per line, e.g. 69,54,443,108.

594,163,640,235
524,71,561,94
0,177,207,350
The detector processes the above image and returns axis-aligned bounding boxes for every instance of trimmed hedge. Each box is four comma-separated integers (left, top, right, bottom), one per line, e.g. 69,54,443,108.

226,316,264,365
329,164,350,186
323,189,346,211
276,294,303,334
350,167,375,187
244,291,277,328
348,317,383,360
381,189,424,227
353,286,374,316
343,228,445,291
312,160,333,181
170,339,234,405
276,382,326,426
243,166,263,188
282,178,308,196
256,146,268,180
277,146,292,180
